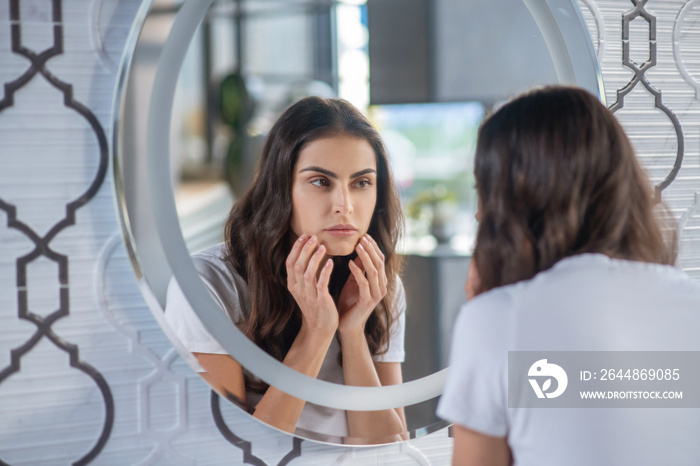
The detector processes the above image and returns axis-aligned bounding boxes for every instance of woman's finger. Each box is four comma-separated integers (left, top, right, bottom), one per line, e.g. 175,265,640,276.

353,256,363,272
356,240,381,300
366,235,389,287
361,235,387,294
365,234,385,263
317,258,334,294
286,233,308,289
294,235,318,290
349,259,372,304
303,244,326,297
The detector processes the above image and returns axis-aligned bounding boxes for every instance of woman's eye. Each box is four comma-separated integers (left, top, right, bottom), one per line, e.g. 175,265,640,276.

354,179,373,189
310,178,329,187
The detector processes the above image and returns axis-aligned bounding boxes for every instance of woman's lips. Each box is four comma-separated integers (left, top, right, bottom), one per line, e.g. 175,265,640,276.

324,225,358,237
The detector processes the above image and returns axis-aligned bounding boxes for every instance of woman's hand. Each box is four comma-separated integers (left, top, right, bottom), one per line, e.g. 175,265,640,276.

337,234,388,336
286,234,338,336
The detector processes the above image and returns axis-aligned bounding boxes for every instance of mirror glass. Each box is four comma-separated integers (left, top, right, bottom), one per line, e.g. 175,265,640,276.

114,0,602,445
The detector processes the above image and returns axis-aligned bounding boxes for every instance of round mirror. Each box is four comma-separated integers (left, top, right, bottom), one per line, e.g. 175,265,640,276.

113,0,603,445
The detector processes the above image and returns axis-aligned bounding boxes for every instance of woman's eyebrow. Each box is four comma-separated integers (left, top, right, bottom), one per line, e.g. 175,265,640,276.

298,166,376,178
299,166,337,178
350,168,377,178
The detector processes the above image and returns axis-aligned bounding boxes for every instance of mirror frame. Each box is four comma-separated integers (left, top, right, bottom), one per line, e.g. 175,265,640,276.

112,0,603,414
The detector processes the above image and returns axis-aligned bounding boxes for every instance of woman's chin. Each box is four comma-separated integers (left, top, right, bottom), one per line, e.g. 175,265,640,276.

323,242,357,257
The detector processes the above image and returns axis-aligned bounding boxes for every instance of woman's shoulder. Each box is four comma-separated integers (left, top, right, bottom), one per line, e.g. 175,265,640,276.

482,253,700,298
189,242,250,315
460,253,700,336
458,286,517,326
191,243,243,281
535,253,700,296
191,243,229,268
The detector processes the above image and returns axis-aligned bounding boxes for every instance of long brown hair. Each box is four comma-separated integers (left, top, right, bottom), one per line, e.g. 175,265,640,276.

224,97,403,385
472,86,676,295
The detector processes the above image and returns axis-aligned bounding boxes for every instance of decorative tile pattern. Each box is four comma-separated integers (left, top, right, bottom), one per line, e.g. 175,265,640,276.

211,391,303,466
673,0,700,278
94,233,192,466
0,1,113,464
579,0,607,60
608,0,684,200
673,0,700,99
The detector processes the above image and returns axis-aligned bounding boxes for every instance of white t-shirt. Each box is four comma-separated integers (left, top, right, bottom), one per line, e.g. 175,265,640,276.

437,253,700,465
164,243,406,439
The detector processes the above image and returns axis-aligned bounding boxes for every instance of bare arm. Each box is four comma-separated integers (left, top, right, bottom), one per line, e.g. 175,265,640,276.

252,327,335,431
340,335,407,443
375,362,407,430
195,234,338,433
193,324,334,433
452,425,511,466
195,352,246,402
338,234,407,443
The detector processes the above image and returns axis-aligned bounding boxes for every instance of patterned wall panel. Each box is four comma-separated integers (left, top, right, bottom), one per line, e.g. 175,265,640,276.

0,0,114,464
596,0,700,278
0,0,697,465
672,0,700,278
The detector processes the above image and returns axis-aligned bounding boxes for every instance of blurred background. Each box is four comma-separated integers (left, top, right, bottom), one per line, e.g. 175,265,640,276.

123,0,563,255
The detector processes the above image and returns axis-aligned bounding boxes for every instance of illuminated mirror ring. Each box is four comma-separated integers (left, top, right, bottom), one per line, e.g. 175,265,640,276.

146,0,446,411
145,0,602,411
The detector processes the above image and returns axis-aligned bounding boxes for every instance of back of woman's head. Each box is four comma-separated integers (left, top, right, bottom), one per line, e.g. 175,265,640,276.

473,86,675,294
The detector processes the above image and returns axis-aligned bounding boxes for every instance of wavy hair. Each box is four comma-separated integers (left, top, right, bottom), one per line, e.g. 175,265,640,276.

472,86,676,295
223,97,404,390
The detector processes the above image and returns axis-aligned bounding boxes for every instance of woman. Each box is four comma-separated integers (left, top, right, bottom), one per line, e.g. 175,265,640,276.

165,97,407,443
437,86,700,465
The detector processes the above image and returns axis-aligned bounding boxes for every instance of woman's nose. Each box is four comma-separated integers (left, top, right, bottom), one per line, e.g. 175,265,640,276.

333,187,353,215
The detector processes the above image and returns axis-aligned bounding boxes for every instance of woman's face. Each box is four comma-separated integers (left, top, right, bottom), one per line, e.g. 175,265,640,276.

290,135,378,256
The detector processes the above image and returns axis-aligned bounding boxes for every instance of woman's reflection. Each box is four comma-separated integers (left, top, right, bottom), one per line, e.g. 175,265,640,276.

164,97,407,443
